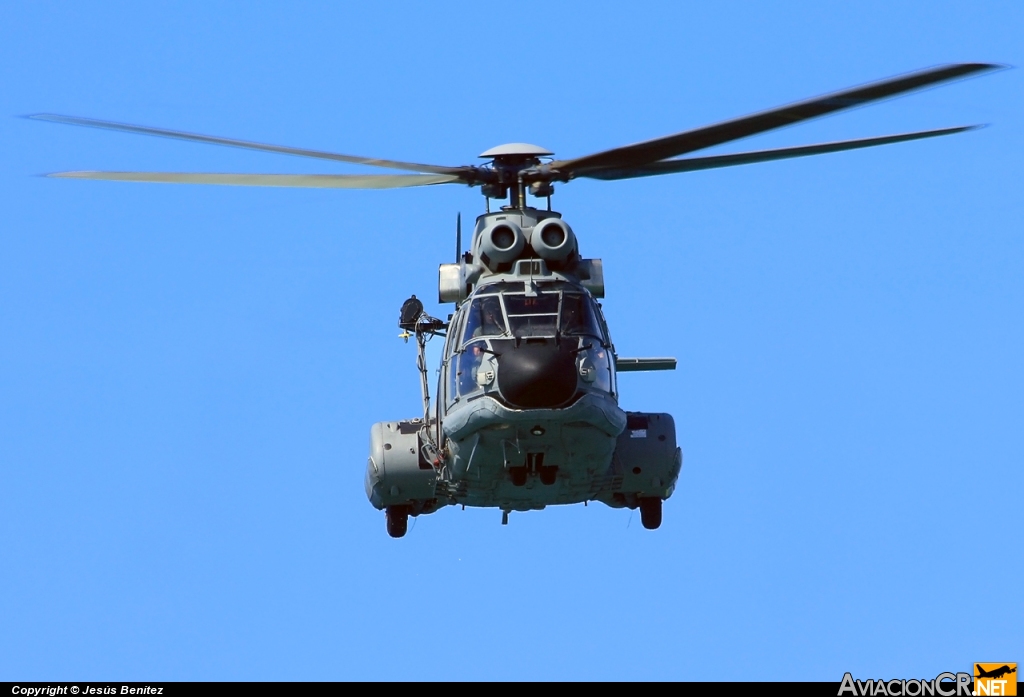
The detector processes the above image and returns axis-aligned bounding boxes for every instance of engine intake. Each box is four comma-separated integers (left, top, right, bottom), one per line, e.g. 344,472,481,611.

530,219,576,263
478,220,525,269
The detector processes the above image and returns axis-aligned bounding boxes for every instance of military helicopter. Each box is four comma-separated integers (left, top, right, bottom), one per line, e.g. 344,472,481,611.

31,63,999,537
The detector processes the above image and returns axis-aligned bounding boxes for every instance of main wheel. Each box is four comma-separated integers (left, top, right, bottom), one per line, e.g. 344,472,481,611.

386,505,410,538
638,497,662,530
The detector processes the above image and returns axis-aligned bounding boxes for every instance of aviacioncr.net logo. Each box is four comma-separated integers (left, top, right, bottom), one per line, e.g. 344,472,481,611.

839,672,973,696
974,664,1017,696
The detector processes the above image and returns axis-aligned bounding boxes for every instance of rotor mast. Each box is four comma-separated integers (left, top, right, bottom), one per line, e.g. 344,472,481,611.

478,143,555,210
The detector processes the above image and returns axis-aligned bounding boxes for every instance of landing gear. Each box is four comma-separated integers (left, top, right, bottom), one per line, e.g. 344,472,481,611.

386,505,410,538
638,497,662,530
538,466,558,486
509,466,528,487
510,453,558,486
508,464,558,485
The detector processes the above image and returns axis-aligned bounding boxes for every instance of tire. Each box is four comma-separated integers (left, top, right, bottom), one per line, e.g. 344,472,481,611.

639,497,662,530
509,466,528,487
538,466,558,486
386,505,410,538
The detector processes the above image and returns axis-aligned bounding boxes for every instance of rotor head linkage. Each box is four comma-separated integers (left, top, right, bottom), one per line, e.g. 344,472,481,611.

479,144,555,209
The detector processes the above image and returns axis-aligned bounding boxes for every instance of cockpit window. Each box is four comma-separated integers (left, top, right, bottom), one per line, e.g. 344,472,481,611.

504,294,559,338
480,281,525,294
504,294,559,315
460,288,607,344
457,340,488,397
462,295,508,343
559,293,604,339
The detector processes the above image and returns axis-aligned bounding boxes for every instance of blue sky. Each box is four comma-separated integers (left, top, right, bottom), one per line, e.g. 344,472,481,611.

1,1,1020,681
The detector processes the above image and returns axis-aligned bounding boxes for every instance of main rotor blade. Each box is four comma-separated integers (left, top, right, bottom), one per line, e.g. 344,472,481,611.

29,113,469,176
552,63,1000,175
45,171,464,188
577,126,978,181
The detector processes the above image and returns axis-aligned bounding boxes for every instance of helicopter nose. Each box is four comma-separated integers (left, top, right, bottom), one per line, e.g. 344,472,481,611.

496,340,578,409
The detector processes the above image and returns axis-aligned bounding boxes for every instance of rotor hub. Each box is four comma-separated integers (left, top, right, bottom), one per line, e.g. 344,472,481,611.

479,143,553,159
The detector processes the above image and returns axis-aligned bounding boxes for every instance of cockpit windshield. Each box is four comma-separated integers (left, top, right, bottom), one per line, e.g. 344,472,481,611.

462,295,507,343
504,294,559,337
461,288,605,344
559,293,604,338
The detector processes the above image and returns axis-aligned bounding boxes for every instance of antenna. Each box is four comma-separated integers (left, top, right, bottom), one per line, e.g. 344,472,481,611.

455,212,462,262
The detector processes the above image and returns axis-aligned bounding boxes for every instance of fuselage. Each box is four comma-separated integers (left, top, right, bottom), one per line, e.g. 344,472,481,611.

437,269,627,511
365,207,681,535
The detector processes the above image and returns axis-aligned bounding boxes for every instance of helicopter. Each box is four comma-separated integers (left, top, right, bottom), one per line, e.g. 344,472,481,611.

30,62,999,537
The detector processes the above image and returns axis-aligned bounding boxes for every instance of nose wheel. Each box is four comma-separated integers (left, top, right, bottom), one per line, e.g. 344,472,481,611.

538,466,558,486
638,497,662,530
509,466,528,486
386,505,410,538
